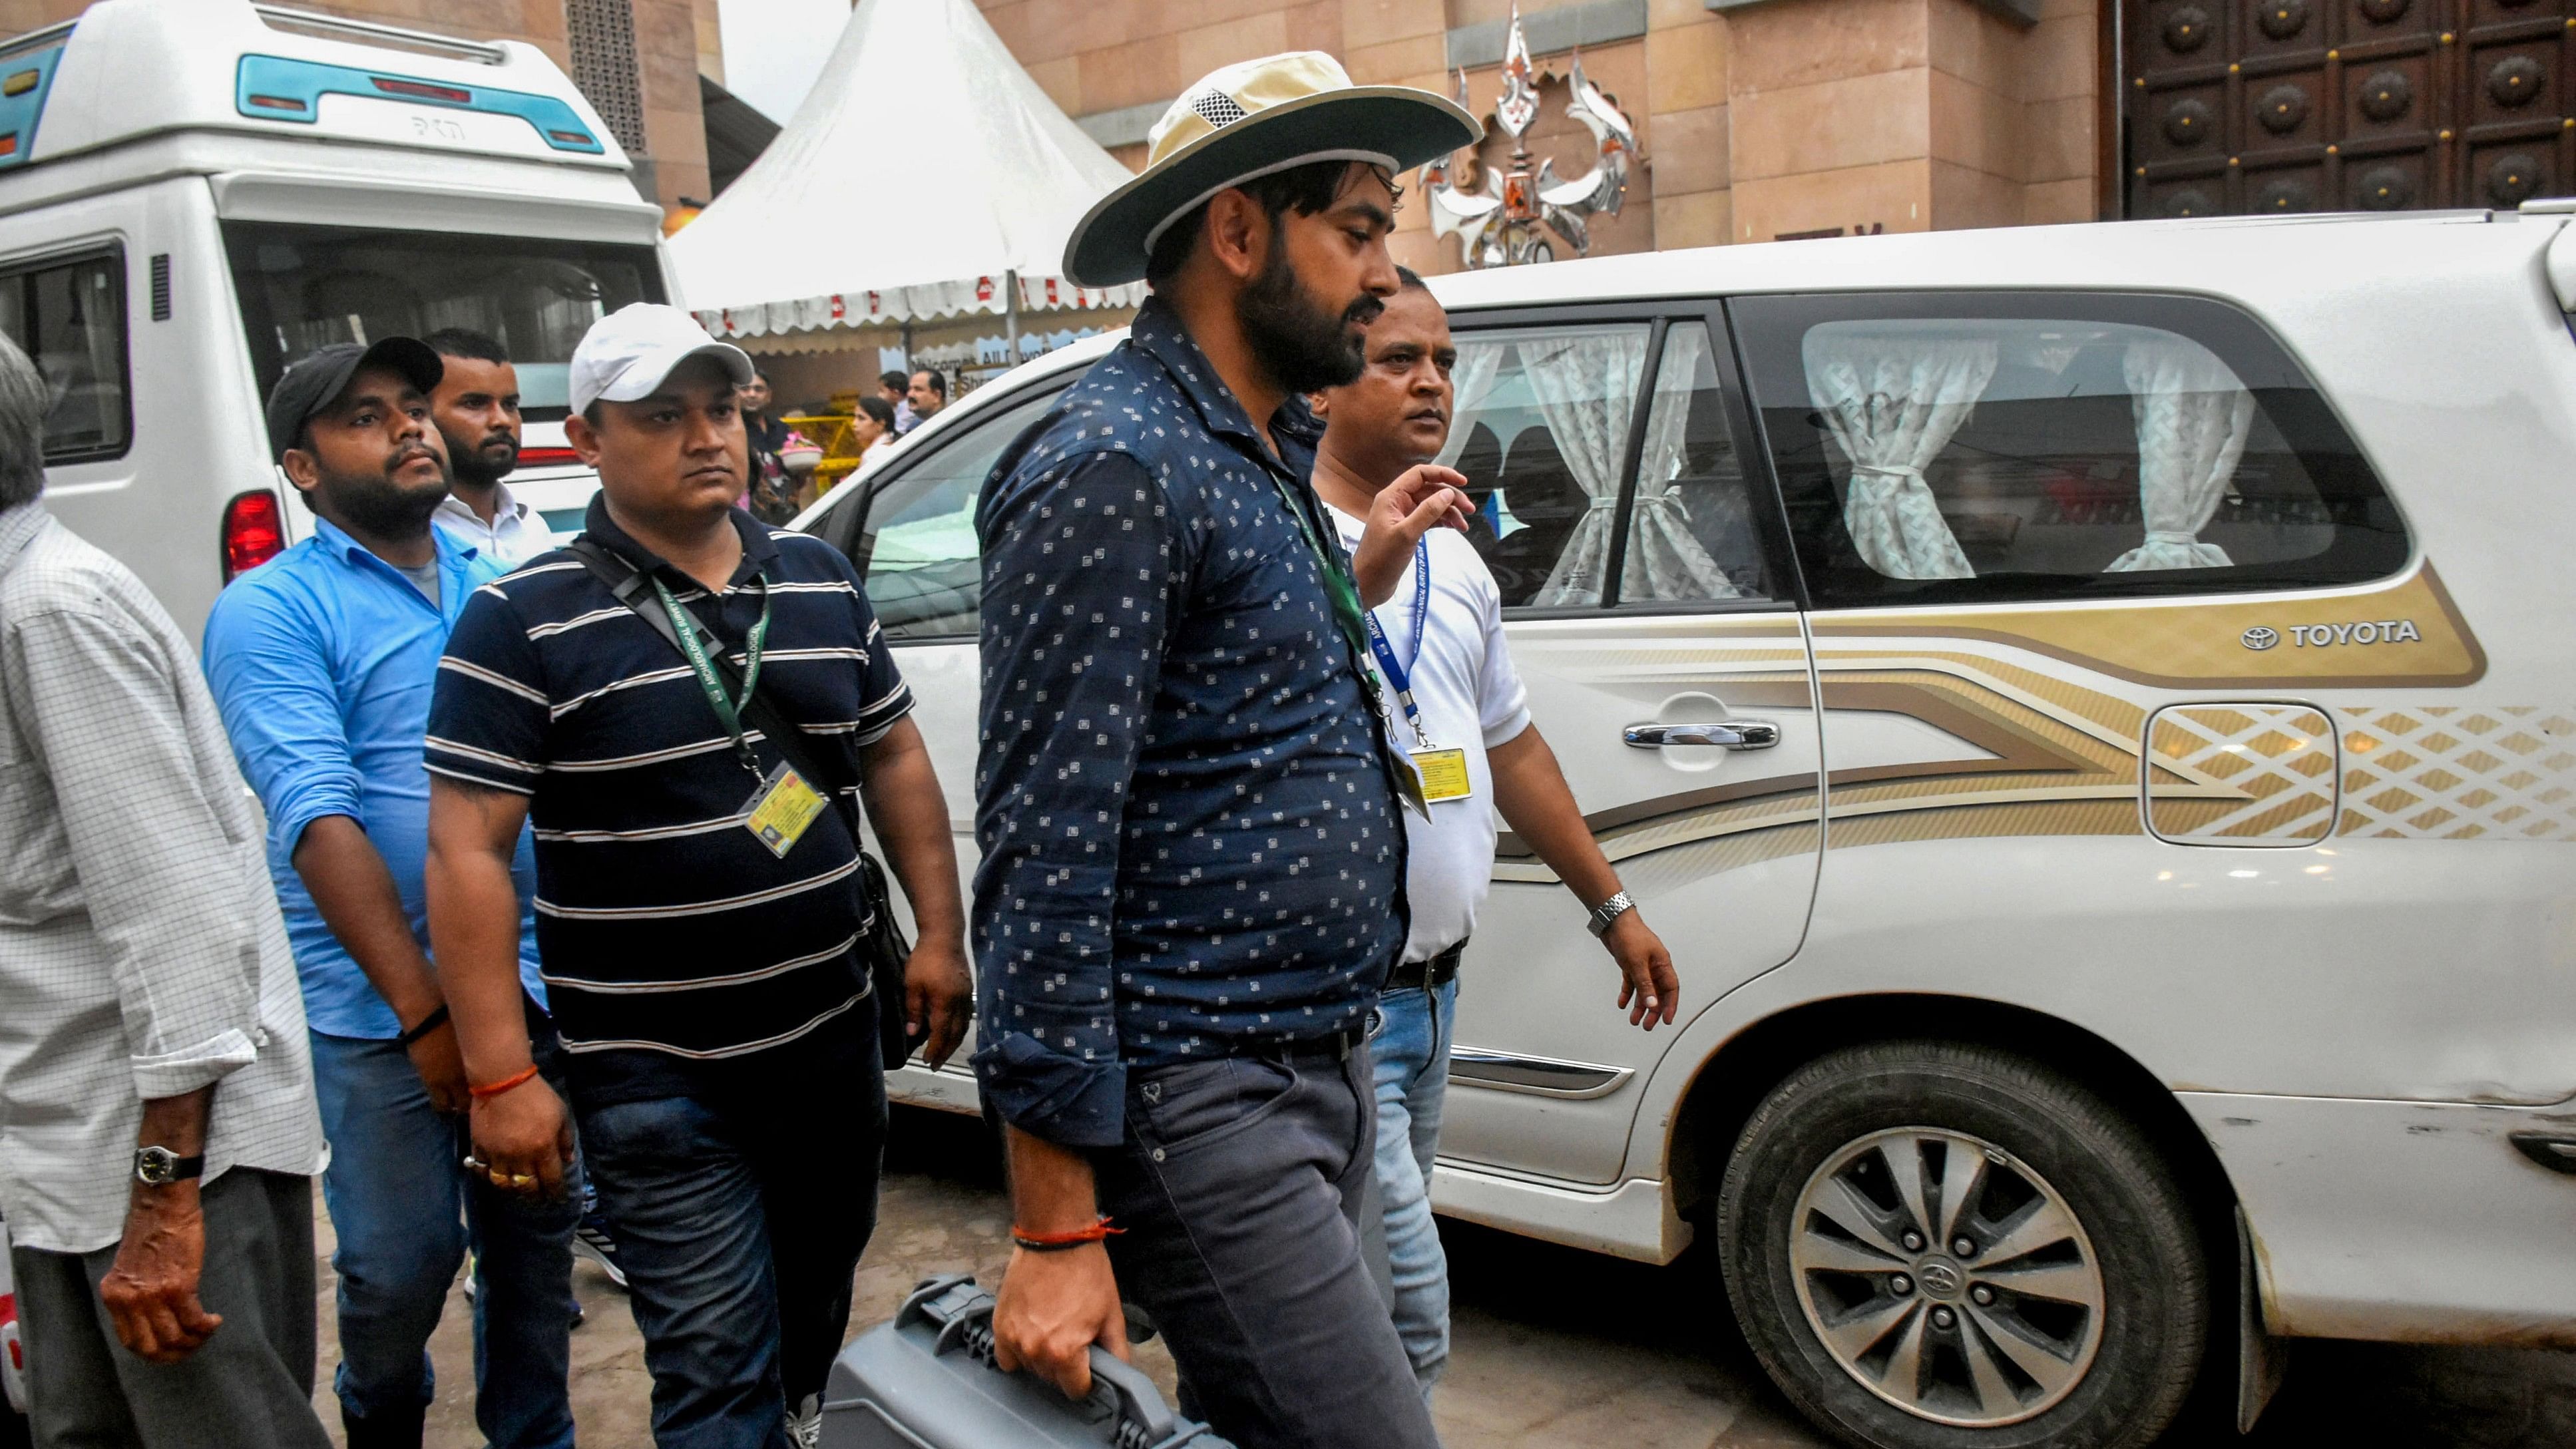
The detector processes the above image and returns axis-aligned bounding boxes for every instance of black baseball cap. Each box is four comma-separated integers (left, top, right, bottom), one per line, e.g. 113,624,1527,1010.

265,337,444,463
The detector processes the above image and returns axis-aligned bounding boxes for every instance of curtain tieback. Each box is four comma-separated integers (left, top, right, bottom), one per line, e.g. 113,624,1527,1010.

2142,530,2202,546
1584,496,1619,511
1848,464,1928,485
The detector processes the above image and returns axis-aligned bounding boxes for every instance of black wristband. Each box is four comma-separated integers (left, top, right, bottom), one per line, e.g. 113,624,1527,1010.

1011,1234,1102,1253
397,1003,451,1048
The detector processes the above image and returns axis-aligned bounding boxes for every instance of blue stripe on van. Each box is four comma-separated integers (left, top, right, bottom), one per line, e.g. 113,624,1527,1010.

233,54,606,155
0,44,65,170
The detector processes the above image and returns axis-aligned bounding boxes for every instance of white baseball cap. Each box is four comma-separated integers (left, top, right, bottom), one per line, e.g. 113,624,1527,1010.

568,302,755,415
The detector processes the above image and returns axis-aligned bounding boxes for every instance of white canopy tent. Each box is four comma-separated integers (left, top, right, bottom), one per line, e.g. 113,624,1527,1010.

668,0,1145,345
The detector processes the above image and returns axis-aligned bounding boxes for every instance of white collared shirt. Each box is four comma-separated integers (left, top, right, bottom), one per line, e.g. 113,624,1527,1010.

433,481,560,570
0,503,326,1252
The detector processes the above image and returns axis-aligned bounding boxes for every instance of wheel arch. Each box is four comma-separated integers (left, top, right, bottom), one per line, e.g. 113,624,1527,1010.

1661,994,2243,1251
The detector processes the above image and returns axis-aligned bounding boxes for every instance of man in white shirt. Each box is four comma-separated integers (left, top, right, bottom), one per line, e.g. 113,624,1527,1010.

0,329,331,1446
425,329,558,568
1308,271,1680,1396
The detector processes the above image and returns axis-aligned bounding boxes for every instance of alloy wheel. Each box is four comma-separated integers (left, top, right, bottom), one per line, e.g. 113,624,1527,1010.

1787,1126,2107,1428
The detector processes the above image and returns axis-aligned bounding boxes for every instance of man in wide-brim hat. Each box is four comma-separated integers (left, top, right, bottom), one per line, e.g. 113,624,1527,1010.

970,51,1480,1449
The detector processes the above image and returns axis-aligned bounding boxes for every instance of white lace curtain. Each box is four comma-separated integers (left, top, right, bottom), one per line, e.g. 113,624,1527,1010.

1524,329,1648,606
1434,340,1508,470
2111,337,2253,572
1803,333,1996,580
1622,325,1739,602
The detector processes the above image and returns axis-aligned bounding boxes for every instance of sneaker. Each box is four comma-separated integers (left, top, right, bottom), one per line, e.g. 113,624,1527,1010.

572,1212,628,1290
785,1394,821,1448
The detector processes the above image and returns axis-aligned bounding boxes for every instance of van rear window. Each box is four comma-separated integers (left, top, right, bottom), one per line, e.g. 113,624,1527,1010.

222,222,662,421
0,247,128,464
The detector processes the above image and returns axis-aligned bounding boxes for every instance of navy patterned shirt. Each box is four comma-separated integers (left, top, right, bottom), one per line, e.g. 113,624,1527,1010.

970,299,1409,1147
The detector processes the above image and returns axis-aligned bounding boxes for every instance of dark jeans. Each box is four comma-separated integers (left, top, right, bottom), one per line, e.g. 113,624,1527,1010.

308,1023,580,1448
1097,1042,1440,1449
11,1168,331,1449
574,1022,887,1449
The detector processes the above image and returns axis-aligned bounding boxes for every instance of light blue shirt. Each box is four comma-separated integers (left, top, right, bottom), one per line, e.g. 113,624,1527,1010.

202,518,545,1039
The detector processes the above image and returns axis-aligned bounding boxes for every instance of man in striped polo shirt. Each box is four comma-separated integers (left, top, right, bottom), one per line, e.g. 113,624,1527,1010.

421,304,972,1448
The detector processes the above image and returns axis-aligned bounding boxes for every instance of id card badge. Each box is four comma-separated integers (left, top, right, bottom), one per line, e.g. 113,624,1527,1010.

1408,746,1474,804
742,762,828,859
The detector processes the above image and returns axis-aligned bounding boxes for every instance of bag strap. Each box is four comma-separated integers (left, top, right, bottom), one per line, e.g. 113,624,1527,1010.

563,538,863,833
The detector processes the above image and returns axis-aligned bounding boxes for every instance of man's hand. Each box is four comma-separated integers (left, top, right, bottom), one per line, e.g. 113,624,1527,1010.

467,1076,574,1201
1352,463,1471,607
99,1185,222,1364
1606,911,1679,1030
991,1243,1130,1399
903,938,974,1070
404,1014,469,1114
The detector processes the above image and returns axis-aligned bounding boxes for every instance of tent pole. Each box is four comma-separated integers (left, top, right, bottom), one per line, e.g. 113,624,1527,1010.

901,319,913,373
1005,269,1020,365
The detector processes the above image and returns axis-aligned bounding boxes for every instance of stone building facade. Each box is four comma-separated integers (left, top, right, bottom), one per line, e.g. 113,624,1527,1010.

0,0,724,215
979,0,2111,274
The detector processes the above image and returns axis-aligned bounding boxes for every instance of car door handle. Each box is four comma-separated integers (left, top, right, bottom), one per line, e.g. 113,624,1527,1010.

1623,720,1779,750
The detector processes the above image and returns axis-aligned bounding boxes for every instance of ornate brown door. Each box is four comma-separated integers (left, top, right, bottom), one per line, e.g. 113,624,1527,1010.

2126,0,2575,216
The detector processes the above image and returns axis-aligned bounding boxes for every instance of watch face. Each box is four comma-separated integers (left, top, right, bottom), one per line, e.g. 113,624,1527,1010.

135,1146,175,1183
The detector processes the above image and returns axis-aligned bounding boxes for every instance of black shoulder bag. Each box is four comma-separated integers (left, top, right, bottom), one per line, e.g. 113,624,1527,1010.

564,538,917,1070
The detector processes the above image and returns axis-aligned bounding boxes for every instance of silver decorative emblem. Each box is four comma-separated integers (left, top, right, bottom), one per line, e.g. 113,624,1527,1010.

1421,3,1641,268
2241,626,2280,651
1917,1261,1963,1297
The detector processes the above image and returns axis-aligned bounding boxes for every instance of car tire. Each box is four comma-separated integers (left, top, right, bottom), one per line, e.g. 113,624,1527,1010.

1717,1040,2207,1449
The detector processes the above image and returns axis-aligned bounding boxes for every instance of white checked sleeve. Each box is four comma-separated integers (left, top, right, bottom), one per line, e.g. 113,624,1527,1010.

11,602,264,1100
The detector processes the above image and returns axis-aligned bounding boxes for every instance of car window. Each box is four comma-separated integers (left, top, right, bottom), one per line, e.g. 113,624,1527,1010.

1617,321,1783,606
833,389,1060,641
1733,292,2408,607
0,248,128,463
1447,318,1779,610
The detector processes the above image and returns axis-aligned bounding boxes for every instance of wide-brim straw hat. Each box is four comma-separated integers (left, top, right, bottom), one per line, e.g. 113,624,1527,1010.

1062,51,1482,288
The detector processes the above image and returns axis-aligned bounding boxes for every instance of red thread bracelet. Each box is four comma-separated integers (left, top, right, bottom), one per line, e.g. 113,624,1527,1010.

467,1064,542,1102
1011,1216,1124,1252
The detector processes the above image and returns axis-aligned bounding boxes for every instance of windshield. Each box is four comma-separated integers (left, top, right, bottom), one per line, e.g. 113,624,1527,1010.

222,221,663,421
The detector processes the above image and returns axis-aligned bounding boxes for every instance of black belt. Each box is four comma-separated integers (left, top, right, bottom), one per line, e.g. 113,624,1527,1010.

1384,938,1466,992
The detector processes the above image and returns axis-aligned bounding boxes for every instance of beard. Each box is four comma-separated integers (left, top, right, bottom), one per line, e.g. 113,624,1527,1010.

1237,244,1381,395
442,429,518,487
318,445,449,536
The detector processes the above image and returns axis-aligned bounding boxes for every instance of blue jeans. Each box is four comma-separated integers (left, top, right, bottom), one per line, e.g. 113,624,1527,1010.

1370,978,1457,1392
308,1026,580,1448
573,1028,886,1449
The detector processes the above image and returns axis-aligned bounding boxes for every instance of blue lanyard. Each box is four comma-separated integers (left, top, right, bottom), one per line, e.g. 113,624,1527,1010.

1361,540,1434,749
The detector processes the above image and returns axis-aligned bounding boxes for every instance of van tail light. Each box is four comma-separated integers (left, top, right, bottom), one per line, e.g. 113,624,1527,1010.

221,489,286,582
516,445,580,466
1,1289,19,1370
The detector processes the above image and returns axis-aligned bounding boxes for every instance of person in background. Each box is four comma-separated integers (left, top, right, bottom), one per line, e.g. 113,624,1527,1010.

1307,270,1679,1396
0,330,332,1448
738,368,802,526
899,368,945,433
851,394,899,480
424,304,973,1448
201,339,580,1449
423,328,558,569
973,51,1480,1449
879,369,915,433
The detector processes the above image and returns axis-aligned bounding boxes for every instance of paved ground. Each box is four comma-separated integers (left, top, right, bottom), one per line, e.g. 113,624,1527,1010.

319,1106,2576,1448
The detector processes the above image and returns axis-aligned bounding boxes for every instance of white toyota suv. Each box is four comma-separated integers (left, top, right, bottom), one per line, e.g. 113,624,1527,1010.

799,204,2576,1449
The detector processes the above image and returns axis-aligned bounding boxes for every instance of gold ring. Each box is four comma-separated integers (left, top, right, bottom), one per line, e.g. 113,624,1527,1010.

509,1173,537,1189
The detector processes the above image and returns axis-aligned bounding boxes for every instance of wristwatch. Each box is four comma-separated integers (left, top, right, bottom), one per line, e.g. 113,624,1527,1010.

133,1145,204,1187
1586,890,1637,938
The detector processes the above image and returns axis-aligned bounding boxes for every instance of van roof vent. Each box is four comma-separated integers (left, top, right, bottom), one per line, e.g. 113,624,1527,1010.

251,5,505,66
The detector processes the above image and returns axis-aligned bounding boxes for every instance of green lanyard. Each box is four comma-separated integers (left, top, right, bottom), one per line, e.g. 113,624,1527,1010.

1260,471,1430,817
650,572,771,779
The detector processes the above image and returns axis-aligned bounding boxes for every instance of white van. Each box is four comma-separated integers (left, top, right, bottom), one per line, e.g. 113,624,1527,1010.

2,0,673,638
803,206,2576,1448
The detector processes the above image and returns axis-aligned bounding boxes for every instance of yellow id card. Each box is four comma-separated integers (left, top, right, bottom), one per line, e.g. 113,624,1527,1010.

1409,746,1474,803
742,763,828,858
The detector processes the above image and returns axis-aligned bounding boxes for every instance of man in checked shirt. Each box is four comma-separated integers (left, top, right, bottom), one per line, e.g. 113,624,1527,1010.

974,54,1486,1449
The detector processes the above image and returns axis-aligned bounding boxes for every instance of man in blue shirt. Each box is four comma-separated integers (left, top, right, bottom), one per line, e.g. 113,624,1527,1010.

202,339,579,1449
975,53,1481,1449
